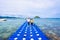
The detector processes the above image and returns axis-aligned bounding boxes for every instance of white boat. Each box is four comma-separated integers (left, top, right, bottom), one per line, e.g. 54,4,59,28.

0,19,6,22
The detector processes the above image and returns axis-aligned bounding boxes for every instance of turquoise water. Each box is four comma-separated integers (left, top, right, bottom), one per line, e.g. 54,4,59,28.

0,18,25,40
0,18,60,40
34,18,60,37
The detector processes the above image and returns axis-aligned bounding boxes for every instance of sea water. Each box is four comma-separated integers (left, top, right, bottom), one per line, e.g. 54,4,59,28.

0,18,60,40
34,18,60,37
0,18,25,40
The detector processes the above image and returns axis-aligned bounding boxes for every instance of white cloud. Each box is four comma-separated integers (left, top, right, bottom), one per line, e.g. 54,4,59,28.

0,0,60,18
0,0,55,11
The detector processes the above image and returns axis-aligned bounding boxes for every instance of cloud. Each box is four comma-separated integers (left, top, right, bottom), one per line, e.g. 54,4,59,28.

0,0,60,18
0,0,55,9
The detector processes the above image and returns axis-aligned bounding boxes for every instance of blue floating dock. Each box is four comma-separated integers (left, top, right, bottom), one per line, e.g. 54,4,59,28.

8,21,49,40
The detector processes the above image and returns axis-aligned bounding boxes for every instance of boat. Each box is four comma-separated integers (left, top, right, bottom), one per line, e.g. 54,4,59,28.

0,19,6,22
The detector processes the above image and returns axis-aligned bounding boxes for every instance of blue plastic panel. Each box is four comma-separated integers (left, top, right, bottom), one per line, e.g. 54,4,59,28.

8,22,49,40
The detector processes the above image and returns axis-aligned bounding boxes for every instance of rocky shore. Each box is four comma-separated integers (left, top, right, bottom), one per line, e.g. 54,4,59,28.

46,33,60,40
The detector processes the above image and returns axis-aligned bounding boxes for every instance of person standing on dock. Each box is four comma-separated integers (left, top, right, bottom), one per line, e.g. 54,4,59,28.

26,18,30,25
30,18,34,25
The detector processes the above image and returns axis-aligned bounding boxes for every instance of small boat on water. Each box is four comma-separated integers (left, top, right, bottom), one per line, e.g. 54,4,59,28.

0,19,6,22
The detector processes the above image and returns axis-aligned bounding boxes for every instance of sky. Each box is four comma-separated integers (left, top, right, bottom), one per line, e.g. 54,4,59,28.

0,0,60,18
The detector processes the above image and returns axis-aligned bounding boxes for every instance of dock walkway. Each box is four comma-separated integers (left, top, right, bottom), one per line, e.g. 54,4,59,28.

8,21,49,40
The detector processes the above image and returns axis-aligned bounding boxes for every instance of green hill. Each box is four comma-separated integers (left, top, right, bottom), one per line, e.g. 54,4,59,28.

34,16,40,18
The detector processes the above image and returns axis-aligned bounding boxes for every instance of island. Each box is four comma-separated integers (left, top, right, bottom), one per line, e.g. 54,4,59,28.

34,16,40,18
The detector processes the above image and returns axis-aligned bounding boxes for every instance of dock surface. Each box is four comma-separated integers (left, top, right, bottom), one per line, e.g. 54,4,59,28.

8,22,49,40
